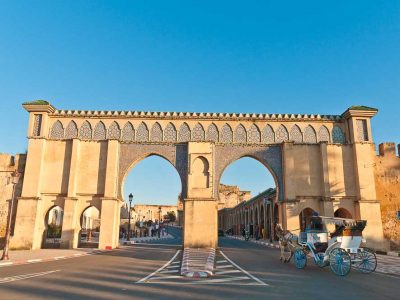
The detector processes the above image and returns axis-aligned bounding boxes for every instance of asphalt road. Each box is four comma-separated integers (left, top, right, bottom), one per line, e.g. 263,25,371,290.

0,227,398,300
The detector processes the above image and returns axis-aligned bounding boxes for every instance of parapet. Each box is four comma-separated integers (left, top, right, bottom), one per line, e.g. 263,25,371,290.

378,143,400,158
0,153,27,172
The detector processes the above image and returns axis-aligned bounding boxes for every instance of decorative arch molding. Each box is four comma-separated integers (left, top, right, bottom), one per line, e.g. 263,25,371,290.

332,126,346,144
108,121,121,140
164,122,177,142
79,121,92,140
261,124,275,143
206,123,219,142
179,122,191,142
275,125,288,143
214,145,283,201
304,125,317,144
192,123,205,141
49,120,64,140
93,121,107,140
136,122,149,142
65,121,78,139
318,125,330,143
220,124,233,143
150,122,163,142
121,122,135,142
234,124,247,144
118,143,188,200
290,125,303,143
248,124,261,144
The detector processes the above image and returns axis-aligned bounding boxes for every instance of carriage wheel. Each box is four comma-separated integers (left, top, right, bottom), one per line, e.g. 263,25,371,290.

294,249,307,269
329,248,351,276
353,247,377,274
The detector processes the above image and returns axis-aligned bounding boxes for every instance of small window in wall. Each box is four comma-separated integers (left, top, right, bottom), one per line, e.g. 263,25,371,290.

356,119,368,142
33,114,42,136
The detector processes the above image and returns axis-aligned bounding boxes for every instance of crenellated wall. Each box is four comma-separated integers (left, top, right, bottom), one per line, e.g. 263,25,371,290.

375,143,400,250
0,153,26,249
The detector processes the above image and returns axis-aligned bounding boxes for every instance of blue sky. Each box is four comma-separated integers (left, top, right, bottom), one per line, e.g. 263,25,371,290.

0,1,399,204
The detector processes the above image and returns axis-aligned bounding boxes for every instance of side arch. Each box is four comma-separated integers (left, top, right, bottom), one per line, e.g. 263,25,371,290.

93,121,107,140
304,125,317,143
290,125,303,143
150,122,163,142
65,121,78,139
49,120,64,140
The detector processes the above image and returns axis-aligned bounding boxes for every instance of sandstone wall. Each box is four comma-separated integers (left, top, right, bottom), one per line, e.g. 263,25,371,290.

375,143,400,250
0,153,26,248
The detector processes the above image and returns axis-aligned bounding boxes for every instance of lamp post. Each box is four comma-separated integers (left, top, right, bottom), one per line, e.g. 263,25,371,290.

127,193,133,241
1,170,21,261
158,206,162,238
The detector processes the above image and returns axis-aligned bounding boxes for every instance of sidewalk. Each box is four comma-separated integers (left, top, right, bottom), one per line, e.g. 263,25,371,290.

225,234,280,249
122,233,174,245
0,248,104,267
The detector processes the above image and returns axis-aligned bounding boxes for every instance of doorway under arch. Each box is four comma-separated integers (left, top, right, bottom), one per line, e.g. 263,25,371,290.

79,206,101,248
299,207,317,232
334,208,353,219
42,205,64,249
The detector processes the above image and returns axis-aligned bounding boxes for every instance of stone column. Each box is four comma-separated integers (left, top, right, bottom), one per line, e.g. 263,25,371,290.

99,140,121,249
60,139,81,248
183,142,218,249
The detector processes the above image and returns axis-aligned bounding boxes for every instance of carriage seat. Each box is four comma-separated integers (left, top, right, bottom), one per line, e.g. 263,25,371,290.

314,242,328,253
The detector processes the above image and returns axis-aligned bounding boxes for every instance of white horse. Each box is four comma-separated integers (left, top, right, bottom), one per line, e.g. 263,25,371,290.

275,224,296,263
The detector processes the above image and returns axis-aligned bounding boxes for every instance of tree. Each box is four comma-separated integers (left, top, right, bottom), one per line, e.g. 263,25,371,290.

166,211,176,222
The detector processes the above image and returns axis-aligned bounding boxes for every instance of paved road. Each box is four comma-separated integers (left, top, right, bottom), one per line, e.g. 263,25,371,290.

0,227,398,300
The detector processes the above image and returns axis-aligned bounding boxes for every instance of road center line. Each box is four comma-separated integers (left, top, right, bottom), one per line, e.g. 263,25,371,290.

219,250,269,286
136,250,181,283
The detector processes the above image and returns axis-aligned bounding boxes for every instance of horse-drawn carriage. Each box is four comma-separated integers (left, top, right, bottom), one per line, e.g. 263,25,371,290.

277,216,377,276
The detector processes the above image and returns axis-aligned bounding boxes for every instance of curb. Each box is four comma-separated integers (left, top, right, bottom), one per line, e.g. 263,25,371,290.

0,249,112,268
123,235,173,245
225,235,280,249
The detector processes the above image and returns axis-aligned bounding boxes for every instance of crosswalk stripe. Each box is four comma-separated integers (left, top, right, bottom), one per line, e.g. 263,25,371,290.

215,265,233,269
215,270,241,275
188,276,251,284
216,260,228,263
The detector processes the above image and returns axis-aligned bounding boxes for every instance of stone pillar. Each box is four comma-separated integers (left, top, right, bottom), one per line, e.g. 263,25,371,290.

343,107,386,250
99,140,121,249
60,139,81,248
183,142,218,249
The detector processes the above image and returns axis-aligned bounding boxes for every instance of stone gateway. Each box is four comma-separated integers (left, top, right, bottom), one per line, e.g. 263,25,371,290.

8,101,390,251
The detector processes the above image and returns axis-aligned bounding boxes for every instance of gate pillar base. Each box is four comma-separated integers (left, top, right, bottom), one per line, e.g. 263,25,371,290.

183,198,217,249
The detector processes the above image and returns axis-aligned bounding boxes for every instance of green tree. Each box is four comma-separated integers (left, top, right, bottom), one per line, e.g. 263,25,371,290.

166,211,176,222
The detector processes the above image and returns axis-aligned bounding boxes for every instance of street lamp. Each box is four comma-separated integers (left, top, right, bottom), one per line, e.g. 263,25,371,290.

1,170,21,261
158,206,162,238
127,193,133,241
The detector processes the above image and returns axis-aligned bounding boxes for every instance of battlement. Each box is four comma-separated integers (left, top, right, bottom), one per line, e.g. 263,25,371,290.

377,143,400,158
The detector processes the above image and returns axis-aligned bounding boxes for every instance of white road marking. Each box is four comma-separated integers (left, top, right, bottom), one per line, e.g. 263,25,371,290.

136,250,181,283
27,259,42,263
159,269,179,274
219,251,269,286
0,270,60,284
54,256,66,260
170,261,180,265
166,265,180,269
216,260,228,263
215,270,241,275
151,275,182,280
215,265,233,269
189,276,250,284
0,262,13,267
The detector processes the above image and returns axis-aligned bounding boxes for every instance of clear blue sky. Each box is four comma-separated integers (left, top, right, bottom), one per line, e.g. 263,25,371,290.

0,1,399,204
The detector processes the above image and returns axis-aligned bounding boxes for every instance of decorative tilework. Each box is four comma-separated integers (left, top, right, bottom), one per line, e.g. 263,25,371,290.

192,123,205,141
121,122,135,142
275,125,289,142
178,123,191,142
290,125,303,143
248,124,261,144
234,124,247,144
150,122,163,142
108,121,121,139
356,119,368,142
164,122,177,142
206,123,219,142
136,122,149,142
220,124,233,143
49,120,64,140
318,126,330,143
332,126,345,144
79,121,92,140
32,114,42,136
93,121,107,140
304,125,317,143
65,121,78,139
261,125,275,143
